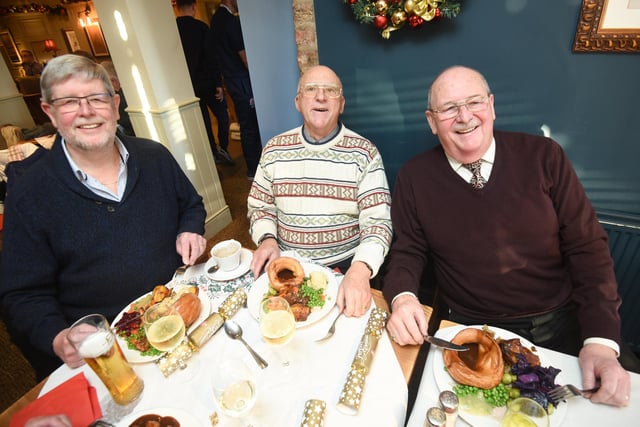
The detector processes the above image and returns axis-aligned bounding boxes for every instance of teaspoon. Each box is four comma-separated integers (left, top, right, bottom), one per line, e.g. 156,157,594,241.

207,263,219,274
223,320,268,369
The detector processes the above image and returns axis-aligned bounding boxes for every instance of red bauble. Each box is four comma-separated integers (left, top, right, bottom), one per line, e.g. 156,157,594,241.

348,0,357,4
390,0,402,3
435,8,441,17
373,15,388,29
409,15,424,28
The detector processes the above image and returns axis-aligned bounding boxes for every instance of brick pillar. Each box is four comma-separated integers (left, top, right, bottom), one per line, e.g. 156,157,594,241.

292,0,319,74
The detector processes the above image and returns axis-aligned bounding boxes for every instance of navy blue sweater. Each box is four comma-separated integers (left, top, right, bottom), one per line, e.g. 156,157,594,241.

0,134,206,361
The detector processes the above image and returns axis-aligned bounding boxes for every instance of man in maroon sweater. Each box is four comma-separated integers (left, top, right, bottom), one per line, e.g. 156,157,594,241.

383,66,631,407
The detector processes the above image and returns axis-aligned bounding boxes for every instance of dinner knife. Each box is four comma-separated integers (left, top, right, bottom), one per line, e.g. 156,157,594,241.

425,335,470,351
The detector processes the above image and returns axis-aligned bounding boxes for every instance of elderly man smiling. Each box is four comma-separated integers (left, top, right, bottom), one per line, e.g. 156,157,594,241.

248,65,392,318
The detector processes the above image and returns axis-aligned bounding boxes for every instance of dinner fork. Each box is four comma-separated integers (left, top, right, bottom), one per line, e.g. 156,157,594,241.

315,310,343,342
548,383,600,401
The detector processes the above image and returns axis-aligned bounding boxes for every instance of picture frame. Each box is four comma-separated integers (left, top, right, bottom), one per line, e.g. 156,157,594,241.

573,0,640,52
0,29,22,64
62,28,81,53
84,23,109,57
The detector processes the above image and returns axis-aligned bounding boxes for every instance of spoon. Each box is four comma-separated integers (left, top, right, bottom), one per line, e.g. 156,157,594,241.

223,320,268,369
207,263,219,274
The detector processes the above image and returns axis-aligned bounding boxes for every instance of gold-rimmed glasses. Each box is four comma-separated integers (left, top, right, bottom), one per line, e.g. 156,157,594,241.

48,93,113,113
430,95,491,120
299,83,342,99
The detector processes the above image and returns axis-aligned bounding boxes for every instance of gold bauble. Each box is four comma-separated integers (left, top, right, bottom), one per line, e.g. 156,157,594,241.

391,10,407,26
375,0,389,15
404,0,415,13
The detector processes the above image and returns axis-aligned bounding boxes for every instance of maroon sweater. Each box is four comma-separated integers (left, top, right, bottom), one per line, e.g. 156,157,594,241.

383,131,622,344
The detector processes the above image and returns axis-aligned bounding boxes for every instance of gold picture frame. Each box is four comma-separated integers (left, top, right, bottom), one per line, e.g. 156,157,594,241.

573,0,640,52
84,23,109,57
0,29,22,64
62,28,81,53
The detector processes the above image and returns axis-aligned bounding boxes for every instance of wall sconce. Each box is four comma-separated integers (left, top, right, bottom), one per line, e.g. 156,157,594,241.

78,2,94,27
43,39,59,57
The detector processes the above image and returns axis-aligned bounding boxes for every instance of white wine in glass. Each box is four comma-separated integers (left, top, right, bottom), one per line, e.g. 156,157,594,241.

259,297,295,346
212,359,257,421
143,304,186,352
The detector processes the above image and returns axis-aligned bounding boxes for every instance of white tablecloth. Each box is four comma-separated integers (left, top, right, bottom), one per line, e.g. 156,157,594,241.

41,263,407,426
407,325,640,427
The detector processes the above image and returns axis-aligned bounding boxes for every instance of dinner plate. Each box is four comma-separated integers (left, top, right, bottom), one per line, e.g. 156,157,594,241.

205,247,253,281
116,406,204,427
246,262,338,328
432,325,567,427
111,285,211,364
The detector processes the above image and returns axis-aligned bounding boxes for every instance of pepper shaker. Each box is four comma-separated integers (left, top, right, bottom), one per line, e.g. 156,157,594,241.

439,390,459,427
424,406,447,427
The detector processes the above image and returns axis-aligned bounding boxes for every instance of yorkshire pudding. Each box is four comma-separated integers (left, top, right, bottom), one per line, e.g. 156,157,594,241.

443,327,504,389
267,256,305,291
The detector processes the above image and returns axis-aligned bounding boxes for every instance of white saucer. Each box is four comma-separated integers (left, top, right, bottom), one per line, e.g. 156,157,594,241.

205,247,253,281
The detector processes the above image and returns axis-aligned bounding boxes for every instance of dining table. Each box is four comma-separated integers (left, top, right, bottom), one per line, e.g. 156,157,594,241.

4,259,410,427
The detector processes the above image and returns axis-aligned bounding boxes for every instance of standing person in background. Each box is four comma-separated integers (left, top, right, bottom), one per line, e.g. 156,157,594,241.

209,0,263,179
383,65,633,407
0,54,207,380
248,65,392,318
175,0,233,165
21,50,44,76
100,60,135,136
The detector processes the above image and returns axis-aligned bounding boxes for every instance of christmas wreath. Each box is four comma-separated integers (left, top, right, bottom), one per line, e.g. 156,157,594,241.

344,0,461,39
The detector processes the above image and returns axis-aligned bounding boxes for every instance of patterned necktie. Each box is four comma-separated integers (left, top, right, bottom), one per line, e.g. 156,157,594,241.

462,160,486,189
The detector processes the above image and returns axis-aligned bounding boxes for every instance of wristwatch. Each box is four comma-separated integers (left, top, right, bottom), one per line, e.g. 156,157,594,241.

258,233,276,245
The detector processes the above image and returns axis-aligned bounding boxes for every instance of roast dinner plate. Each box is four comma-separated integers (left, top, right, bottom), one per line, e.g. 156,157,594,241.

111,285,211,364
205,247,253,281
117,406,204,427
432,325,567,427
247,262,338,328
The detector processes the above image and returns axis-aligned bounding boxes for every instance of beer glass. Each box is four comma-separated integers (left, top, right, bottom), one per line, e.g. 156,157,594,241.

67,314,144,406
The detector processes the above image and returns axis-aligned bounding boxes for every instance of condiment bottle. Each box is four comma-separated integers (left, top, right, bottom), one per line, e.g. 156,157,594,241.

439,390,459,427
425,406,447,427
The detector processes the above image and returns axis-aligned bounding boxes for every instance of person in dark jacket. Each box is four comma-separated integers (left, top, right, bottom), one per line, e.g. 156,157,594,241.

0,54,207,380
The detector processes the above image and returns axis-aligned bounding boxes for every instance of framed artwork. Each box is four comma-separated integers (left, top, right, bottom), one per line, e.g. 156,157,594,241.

0,29,22,64
573,0,640,52
62,28,81,53
84,23,110,57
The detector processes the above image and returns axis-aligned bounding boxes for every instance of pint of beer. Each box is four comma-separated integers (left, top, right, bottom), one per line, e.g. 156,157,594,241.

68,314,144,406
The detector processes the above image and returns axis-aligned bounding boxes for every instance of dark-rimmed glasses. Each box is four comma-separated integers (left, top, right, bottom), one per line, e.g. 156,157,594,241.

49,93,113,113
299,83,342,99
430,95,491,120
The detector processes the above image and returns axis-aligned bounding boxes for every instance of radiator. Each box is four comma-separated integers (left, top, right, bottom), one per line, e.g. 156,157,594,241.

598,211,640,354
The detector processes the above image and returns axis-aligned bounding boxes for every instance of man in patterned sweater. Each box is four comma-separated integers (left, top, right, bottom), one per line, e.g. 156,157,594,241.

248,65,392,318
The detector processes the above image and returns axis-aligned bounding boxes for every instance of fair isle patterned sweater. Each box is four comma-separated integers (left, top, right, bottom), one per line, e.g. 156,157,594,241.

248,124,392,276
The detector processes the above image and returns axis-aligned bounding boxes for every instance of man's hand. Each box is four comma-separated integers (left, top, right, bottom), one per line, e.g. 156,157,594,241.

387,294,428,346
336,261,371,317
250,238,279,278
215,87,225,102
52,328,85,369
25,414,72,427
579,343,630,407
176,232,207,265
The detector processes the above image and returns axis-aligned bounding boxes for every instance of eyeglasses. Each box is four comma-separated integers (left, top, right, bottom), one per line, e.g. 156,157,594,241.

299,83,342,99
430,95,491,120
49,93,113,113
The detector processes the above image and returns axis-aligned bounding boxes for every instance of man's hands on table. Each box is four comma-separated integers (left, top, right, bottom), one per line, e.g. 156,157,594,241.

387,294,428,345
579,343,631,407
176,232,207,266
24,414,72,427
250,238,279,278
337,261,372,318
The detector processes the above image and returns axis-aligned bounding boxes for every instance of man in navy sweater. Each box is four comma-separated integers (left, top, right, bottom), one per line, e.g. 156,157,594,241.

383,66,632,407
0,54,207,380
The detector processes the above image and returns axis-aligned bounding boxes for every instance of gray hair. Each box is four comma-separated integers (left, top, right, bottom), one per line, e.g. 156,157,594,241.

426,65,492,110
40,54,114,103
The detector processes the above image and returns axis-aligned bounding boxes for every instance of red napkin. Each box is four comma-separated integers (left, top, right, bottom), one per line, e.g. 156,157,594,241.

10,372,102,427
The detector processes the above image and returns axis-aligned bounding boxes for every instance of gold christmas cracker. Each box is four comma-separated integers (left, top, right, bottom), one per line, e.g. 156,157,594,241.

336,307,388,415
156,287,247,376
300,399,326,427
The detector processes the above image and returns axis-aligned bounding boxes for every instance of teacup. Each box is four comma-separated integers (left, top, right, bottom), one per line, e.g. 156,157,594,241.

210,239,242,271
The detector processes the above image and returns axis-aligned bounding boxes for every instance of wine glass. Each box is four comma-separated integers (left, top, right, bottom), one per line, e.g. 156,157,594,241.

211,358,257,425
259,296,296,366
143,303,186,353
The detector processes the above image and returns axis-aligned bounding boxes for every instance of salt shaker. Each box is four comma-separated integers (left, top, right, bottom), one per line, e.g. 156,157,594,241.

439,390,459,427
424,406,447,427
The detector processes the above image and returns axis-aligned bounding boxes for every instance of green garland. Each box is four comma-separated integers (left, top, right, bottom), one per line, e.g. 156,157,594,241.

344,0,461,39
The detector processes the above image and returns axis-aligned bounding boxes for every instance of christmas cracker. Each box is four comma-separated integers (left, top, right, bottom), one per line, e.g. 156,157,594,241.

336,307,388,415
299,399,326,427
156,287,247,377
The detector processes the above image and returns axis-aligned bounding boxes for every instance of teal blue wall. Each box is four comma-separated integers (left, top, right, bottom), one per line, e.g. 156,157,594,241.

314,0,640,216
